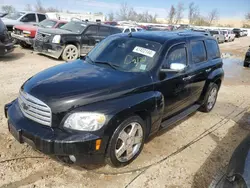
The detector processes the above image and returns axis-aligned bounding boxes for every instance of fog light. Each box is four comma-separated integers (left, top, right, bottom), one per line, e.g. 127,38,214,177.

69,155,76,163
96,139,101,150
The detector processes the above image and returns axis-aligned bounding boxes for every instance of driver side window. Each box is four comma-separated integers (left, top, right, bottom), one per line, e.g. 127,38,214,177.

162,44,187,69
21,14,36,22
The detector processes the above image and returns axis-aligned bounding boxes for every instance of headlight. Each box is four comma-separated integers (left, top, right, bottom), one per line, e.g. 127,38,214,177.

52,35,61,43
64,112,106,131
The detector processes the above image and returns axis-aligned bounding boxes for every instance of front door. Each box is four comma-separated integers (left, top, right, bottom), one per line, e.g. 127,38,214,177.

156,43,194,119
80,25,99,55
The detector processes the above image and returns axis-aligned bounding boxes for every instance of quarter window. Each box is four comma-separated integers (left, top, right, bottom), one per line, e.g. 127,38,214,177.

163,44,187,68
205,40,220,59
38,14,46,22
191,41,207,63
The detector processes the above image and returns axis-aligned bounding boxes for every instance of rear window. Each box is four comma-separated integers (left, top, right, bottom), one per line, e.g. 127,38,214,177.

210,30,219,35
205,40,220,59
191,41,207,63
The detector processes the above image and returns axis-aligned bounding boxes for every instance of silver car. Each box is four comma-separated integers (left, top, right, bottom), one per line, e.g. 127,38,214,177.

209,30,225,43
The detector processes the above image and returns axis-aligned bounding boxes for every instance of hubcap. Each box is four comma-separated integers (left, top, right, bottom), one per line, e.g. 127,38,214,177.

66,47,77,60
115,122,143,162
207,87,217,110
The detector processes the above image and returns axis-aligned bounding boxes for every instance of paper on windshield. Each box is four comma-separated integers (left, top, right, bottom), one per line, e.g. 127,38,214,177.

133,46,156,57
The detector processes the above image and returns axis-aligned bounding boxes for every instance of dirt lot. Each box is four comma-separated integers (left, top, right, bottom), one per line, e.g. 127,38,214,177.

0,37,250,188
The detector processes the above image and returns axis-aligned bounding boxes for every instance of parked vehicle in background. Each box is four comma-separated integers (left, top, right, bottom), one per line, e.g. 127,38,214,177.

2,11,47,32
222,30,235,42
191,29,211,36
104,21,118,26
5,31,224,167
0,12,8,18
0,18,14,56
33,21,122,61
11,19,67,48
209,30,225,43
116,26,143,33
233,28,242,38
244,46,250,67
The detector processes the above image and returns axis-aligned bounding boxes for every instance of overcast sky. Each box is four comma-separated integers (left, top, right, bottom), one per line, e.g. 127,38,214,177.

1,0,249,19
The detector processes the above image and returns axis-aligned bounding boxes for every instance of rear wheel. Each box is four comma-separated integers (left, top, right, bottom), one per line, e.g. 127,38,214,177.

200,83,219,113
62,44,79,62
106,116,146,167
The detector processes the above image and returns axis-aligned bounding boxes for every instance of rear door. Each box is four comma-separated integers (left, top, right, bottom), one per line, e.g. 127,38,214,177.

80,25,98,55
20,13,37,25
97,26,111,42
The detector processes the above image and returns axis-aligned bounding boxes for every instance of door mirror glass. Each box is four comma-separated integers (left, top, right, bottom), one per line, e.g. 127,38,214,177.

170,63,186,71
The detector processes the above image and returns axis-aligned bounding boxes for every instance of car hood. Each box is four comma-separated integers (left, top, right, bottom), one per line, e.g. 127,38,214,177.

22,59,153,113
2,18,20,26
15,24,38,31
38,28,76,35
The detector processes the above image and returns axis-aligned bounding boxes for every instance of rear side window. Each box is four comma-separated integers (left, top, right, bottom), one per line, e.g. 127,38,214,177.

124,29,130,33
38,14,46,22
99,26,110,36
191,41,207,63
131,28,136,32
111,28,122,34
85,25,98,35
205,40,220,59
163,43,187,68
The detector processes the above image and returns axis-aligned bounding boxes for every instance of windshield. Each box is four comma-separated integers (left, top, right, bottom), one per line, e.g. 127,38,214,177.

60,21,86,33
87,36,162,72
39,19,57,28
5,12,24,20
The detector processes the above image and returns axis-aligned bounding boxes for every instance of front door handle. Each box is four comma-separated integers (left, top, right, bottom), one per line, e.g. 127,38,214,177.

206,68,212,73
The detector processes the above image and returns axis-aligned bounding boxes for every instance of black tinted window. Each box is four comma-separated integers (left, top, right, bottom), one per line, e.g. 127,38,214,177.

111,28,122,34
191,41,207,63
124,29,130,33
85,25,98,35
23,14,36,22
131,28,136,32
38,14,46,22
206,40,220,59
163,44,187,68
99,26,110,36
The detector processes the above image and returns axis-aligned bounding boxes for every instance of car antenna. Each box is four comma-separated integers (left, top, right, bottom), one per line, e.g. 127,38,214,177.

128,32,132,37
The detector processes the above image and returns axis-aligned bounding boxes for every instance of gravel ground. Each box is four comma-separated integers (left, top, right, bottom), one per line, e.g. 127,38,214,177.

0,37,250,188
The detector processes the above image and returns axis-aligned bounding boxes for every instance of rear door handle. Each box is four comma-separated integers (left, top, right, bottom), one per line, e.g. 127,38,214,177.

206,68,212,73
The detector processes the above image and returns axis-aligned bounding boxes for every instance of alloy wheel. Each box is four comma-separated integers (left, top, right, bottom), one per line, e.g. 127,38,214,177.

207,87,218,110
115,122,143,162
65,47,78,61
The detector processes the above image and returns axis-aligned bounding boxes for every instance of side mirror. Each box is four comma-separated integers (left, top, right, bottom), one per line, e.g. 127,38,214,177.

161,63,186,73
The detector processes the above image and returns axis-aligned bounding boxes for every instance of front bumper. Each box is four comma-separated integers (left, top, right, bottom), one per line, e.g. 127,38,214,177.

33,40,64,59
0,42,14,56
5,100,107,164
245,52,250,63
11,33,34,45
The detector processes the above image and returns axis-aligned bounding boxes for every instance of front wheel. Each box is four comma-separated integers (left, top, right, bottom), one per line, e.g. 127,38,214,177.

200,83,219,113
244,62,249,67
62,44,79,62
106,116,146,167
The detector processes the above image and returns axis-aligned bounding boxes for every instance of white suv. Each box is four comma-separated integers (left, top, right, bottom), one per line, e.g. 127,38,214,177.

116,26,143,33
222,30,235,42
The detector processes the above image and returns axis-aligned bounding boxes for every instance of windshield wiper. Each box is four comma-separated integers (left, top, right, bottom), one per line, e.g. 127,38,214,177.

94,61,120,70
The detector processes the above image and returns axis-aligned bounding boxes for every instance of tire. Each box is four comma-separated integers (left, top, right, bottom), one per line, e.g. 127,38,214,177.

244,62,249,67
200,83,219,113
208,167,227,188
19,41,31,49
106,115,146,167
62,44,79,62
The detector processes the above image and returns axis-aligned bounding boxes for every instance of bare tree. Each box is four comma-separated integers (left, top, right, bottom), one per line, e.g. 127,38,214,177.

35,0,46,13
246,12,250,20
188,2,199,24
46,7,60,12
208,9,219,25
167,5,176,24
175,2,185,24
116,2,130,20
24,4,33,11
107,11,114,21
1,5,16,14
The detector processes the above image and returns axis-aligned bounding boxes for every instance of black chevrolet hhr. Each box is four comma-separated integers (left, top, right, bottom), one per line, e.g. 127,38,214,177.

5,31,224,167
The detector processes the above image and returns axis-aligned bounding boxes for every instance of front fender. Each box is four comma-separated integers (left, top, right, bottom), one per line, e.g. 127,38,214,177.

227,135,250,187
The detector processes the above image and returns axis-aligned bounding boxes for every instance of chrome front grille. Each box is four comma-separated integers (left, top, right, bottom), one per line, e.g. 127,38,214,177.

35,32,51,42
18,91,52,126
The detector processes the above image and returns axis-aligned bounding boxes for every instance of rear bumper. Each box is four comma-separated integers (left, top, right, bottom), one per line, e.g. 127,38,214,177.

0,42,14,55
5,100,107,164
11,33,34,45
33,40,64,59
